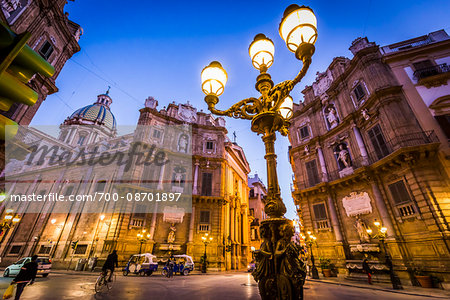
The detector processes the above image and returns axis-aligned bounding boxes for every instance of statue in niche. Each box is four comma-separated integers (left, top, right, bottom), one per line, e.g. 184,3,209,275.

178,134,189,153
354,216,370,243
334,143,352,169
172,166,186,187
304,145,310,155
167,223,176,243
326,106,339,129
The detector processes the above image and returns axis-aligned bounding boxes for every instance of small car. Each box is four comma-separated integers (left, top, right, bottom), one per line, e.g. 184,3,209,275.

3,256,52,277
123,253,158,276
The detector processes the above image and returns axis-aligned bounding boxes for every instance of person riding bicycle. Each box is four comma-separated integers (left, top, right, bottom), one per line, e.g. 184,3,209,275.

102,250,118,282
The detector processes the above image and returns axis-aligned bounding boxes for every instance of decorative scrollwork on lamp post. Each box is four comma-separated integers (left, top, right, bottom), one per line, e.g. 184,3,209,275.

137,229,150,255
366,220,403,290
200,4,317,299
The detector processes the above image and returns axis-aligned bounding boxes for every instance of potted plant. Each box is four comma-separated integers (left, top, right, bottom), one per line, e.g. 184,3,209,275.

319,258,332,277
415,269,433,288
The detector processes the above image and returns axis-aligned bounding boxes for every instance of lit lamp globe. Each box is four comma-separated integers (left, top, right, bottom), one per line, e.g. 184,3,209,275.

201,61,228,100
249,33,275,72
279,95,294,119
279,4,317,60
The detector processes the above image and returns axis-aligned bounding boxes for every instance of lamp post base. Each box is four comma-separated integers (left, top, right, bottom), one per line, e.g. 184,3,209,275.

252,218,306,300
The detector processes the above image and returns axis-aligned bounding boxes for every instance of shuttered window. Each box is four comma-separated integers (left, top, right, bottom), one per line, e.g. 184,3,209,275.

200,211,210,224
201,172,212,196
313,203,327,220
353,84,366,101
368,125,390,159
305,160,321,187
299,126,310,139
388,181,412,204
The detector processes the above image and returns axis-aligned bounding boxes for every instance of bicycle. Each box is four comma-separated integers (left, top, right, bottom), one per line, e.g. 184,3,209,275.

95,269,116,293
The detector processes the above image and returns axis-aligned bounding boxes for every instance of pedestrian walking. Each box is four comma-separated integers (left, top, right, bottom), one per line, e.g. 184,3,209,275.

11,255,38,299
362,258,372,284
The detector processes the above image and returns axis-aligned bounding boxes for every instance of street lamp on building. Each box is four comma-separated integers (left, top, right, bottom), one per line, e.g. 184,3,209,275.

201,5,317,297
137,229,150,255
305,231,319,279
201,233,213,273
0,209,20,236
366,219,403,290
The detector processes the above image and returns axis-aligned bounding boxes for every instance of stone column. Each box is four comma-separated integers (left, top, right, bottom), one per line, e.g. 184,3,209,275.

188,206,195,242
149,203,159,240
352,126,369,165
371,181,395,237
192,161,199,194
230,203,236,269
317,146,329,182
327,195,343,242
157,162,166,190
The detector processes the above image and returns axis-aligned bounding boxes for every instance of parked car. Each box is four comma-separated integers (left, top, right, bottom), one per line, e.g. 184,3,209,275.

123,253,158,276
3,256,52,277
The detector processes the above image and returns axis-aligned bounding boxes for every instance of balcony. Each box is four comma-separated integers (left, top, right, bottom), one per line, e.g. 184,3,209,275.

293,131,438,191
413,64,450,87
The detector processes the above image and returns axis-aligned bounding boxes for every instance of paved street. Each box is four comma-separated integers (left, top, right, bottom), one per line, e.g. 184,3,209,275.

0,272,448,300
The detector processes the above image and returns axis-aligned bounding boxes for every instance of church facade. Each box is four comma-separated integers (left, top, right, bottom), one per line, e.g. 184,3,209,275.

289,35,450,286
1,92,252,271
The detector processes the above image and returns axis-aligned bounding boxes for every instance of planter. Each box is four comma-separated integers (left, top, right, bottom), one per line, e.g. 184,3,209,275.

322,269,332,277
416,275,433,288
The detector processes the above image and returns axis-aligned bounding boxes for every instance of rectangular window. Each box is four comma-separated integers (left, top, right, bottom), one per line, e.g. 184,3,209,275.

64,186,74,196
199,210,210,224
38,245,52,254
74,244,88,255
133,203,147,218
206,141,214,151
201,172,213,196
95,181,106,193
388,180,412,204
353,84,366,101
152,129,162,139
435,115,450,139
312,203,327,220
299,126,310,139
249,189,255,198
368,124,390,159
305,160,321,187
77,135,86,145
9,245,21,254
39,41,54,60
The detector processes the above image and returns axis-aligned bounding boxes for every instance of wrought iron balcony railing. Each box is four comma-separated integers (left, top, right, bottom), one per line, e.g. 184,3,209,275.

413,63,450,81
293,131,438,191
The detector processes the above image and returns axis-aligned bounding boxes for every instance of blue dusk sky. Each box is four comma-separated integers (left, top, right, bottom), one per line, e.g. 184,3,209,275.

31,0,450,219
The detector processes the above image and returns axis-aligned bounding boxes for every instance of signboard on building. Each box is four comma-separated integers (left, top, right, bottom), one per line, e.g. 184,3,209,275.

342,192,372,216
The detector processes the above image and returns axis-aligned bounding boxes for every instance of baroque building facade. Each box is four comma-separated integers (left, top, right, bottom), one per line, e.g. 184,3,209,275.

0,0,82,125
289,35,450,287
248,173,267,253
1,92,252,271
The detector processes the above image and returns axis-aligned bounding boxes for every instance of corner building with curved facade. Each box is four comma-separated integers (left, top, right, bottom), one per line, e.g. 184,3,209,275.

289,34,450,286
1,93,253,272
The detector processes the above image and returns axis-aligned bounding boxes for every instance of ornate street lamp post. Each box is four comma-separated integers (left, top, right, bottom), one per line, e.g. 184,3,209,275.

366,220,403,290
305,231,319,279
201,4,317,299
201,233,213,273
137,229,150,255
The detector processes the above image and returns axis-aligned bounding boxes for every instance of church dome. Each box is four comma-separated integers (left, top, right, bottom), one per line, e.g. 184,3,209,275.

64,90,117,131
